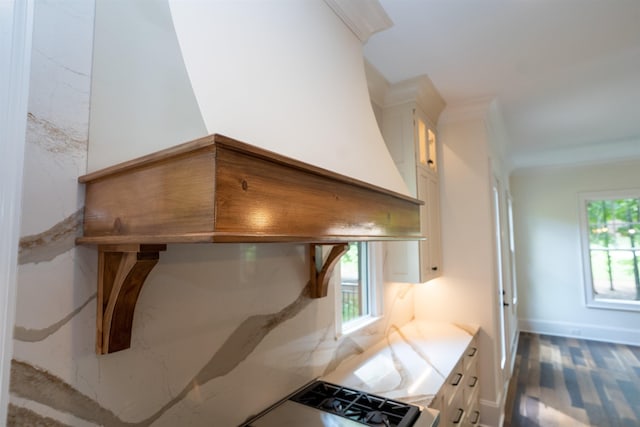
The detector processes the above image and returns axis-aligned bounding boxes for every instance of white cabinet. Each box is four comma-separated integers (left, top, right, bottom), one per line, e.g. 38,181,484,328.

424,170,441,278
321,320,480,426
382,103,441,283
429,335,480,427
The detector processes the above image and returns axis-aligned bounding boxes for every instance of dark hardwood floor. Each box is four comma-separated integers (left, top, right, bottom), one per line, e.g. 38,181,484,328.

504,332,640,427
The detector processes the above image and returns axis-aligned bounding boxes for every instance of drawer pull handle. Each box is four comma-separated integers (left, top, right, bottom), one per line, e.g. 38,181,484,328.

471,410,480,424
451,373,463,386
452,408,464,424
467,347,477,357
469,376,478,387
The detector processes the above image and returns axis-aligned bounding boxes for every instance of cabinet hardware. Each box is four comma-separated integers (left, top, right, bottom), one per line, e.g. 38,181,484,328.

452,408,464,424
502,289,509,306
451,372,463,386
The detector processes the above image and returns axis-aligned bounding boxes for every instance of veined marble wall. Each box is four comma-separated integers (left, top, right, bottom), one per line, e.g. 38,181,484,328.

8,1,416,426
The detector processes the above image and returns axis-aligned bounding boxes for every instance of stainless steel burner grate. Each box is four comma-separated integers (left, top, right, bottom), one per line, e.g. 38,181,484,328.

290,381,420,427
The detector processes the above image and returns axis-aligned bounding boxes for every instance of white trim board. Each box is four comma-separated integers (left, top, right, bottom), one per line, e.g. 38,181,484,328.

519,318,640,346
0,0,34,421
479,397,502,427
323,0,392,43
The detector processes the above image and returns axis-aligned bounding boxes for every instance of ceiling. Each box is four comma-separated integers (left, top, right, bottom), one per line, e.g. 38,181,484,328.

363,0,640,169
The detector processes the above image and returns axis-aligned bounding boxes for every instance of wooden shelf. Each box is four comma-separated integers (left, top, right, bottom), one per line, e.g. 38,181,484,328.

77,134,423,354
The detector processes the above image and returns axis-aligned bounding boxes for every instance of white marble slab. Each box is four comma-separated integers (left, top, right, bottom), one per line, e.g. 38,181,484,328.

322,321,479,408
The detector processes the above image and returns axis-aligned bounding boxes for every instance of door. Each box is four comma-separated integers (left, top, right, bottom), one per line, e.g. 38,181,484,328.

505,193,519,356
492,176,519,387
491,177,508,373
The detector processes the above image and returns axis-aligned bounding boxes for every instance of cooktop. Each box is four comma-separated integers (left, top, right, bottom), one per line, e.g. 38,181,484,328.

243,380,434,427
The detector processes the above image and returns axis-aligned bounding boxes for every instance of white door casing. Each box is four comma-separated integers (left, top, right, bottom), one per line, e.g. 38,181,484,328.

491,173,520,416
491,176,508,374
0,0,34,421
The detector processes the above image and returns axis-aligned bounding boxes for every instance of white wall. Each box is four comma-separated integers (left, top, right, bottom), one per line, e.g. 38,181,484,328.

511,158,640,345
0,0,33,421
414,110,506,425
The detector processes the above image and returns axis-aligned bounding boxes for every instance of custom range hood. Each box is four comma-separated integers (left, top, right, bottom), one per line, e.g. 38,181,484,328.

83,1,418,354
78,134,422,354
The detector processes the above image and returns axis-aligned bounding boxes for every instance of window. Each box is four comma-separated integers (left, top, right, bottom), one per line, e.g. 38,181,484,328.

335,242,382,335
579,190,640,311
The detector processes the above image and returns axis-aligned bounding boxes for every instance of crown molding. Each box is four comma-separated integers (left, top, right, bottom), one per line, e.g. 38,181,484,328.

324,0,393,43
383,75,446,125
509,136,640,172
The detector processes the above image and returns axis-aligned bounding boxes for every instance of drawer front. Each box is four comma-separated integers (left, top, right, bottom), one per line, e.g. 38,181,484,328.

445,360,465,407
447,390,465,426
463,362,479,408
463,338,478,371
466,400,480,426
433,328,481,427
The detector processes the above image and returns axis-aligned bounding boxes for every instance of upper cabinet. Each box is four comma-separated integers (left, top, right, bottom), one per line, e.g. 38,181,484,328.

416,111,438,174
365,71,445,284
382,104,442,283
423,168,442,280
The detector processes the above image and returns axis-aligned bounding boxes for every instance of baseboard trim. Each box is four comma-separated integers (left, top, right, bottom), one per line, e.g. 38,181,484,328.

475,331,520,427
519,318,640,346
479,398,501,427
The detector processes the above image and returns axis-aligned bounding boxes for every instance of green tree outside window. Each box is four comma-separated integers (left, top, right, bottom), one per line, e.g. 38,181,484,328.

586,197,640,301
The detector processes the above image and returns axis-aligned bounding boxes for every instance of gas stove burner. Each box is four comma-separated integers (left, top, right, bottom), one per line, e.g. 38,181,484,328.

290,380,420,427
365,410,391,426
321,397,343,412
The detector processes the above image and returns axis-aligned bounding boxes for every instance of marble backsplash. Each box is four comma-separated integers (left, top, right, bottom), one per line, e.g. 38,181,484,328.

8,1,417,425
13,241,416,426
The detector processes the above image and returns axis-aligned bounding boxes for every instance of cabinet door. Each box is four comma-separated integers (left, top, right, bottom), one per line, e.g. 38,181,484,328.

385,240,421,283
386,158,441,283
381,103,441,284
418,170,442,281
414,109,437,174
426,172,442,278
417,170,430,281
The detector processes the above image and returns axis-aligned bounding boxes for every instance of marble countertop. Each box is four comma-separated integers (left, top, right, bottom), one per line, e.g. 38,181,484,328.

322,320,479,409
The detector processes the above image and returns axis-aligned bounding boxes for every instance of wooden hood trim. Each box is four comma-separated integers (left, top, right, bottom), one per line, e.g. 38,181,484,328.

77,134,423,354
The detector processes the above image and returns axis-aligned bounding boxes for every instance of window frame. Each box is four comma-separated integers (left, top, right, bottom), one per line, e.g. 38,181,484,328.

334,242,383,337
578,189,640,312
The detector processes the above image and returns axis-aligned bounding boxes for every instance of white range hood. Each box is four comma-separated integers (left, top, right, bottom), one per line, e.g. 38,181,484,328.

167,0,407,195
88,0,408,197
84,0,420,354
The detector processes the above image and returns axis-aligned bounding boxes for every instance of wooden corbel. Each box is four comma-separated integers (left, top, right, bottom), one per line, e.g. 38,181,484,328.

309,243,349,298
96,244,166,354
